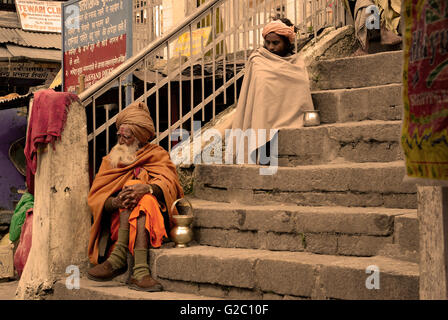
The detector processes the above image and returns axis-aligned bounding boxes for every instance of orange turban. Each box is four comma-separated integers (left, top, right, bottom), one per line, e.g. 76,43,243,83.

116,102,155,143
262,20,296,44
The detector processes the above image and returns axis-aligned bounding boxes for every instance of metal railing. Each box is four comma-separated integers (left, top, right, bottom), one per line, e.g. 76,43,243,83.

80,0,346,173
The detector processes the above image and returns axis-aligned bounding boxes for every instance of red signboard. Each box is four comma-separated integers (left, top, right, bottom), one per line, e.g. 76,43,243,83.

64,34,126,93
62,0,132,93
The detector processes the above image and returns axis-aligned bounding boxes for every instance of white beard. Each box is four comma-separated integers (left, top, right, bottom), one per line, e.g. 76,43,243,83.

108,140,139,168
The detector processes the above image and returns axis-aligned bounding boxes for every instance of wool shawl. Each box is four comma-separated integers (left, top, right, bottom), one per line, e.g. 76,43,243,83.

87,143,183,264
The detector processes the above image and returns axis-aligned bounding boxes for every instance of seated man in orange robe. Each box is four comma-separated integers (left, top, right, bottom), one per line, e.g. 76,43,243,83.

87,101,183,292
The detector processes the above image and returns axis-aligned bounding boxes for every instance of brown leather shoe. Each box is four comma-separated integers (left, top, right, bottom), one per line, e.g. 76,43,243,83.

128,275,163,292
380,28,402,46
87,261,127,282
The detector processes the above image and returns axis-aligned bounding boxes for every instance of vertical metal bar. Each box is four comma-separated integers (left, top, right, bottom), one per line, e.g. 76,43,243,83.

223,0,228,105
236,0,240,55
243,0,247,62
167,41,171,152
325,0,328,27
305,0,308,34
118,77,122,112
336,0,340,27
233,0,238,105
258,0,261,42
212,7,216,119
313,0,317,42
144,59,147,106
106,103,109,153
131,81,135,103
179,51,183,130
189,24,194,135
332,0,336,27
156,55,160,144
295,0,298,53
92,97,96,174
264,0,267,24
294,0,298,25
201,35,205,121
252,1,256,50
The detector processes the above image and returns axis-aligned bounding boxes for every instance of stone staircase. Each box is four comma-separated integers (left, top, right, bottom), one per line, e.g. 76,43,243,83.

146,50,420,300
52,50,419,300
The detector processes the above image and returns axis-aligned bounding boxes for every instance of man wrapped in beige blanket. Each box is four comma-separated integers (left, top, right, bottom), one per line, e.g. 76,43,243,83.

228,19,314,164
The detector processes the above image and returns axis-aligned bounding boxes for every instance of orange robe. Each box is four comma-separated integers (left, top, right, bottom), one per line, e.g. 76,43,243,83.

87,143,184,265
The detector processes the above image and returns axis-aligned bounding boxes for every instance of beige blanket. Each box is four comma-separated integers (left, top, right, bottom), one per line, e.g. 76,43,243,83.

231,47,314,138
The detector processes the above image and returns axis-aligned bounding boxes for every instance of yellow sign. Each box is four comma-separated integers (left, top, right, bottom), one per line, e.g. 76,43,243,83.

15,0,62,33
50,69,62,89
173,27,212,57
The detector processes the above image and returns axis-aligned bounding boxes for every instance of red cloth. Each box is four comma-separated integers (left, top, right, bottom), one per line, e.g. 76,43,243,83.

24,89,79,194
14,208,33,278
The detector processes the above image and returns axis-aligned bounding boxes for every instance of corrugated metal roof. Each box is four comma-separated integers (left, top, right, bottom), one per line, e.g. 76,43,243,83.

0,46,12,58
0,92,32,111
0,27,27,46
0,27,61,49
16,29,61,49
0,11,21,29
5,44,61,62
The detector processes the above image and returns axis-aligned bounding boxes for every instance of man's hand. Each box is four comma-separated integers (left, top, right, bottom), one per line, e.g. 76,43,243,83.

112,192,130,209
120,184,152,211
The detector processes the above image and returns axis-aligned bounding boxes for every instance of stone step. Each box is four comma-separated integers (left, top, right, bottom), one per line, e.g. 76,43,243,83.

311,50,403,90
278,120,403,166
189,198,418,260
149,246,419,300
50,278,222,300
311,83,403,124
193,161,417,209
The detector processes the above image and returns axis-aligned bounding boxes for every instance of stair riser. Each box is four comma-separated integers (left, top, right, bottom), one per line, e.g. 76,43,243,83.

278,122,404,166
195,228,394,257
191,208,418,258
193,164,417,208
312,84,403,124
192,205,407,235
194,164,415,194
195,188,417,209
149,249,419,300
310,51,403,90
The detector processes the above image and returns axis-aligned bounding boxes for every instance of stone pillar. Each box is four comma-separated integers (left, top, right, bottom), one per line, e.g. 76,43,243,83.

16,100,90,300
417,186,448,299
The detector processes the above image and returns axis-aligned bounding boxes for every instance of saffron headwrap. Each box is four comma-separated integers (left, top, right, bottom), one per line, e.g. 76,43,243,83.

116,102,155,143
262,20,296,44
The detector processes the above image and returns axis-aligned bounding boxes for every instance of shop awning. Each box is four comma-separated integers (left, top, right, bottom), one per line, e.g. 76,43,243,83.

0,27,61,49
0,44,60,62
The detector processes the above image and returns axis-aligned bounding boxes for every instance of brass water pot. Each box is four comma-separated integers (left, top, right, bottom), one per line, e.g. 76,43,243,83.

303,110,321,127
170,198,194,248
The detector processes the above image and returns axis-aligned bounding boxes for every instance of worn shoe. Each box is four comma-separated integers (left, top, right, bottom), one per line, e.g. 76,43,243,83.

87,261,127,282
128,275,163,292
380,28,402,46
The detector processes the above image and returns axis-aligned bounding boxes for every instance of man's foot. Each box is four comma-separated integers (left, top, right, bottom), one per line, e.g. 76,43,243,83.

87,261,127,282
380,28,402,46
353,47,369,56
128,275,163,292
